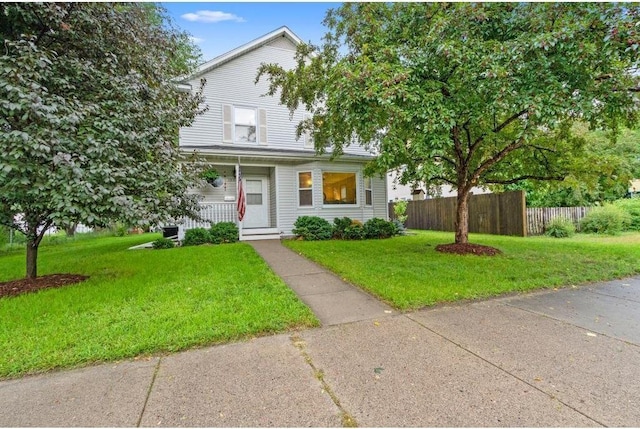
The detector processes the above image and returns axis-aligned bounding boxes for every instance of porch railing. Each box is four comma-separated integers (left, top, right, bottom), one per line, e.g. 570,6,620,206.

181,202,237,229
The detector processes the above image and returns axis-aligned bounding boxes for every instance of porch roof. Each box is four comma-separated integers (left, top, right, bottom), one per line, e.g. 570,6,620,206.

180,145,375,163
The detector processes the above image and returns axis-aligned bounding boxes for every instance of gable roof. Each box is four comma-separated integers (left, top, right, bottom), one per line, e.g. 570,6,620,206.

185,26,302,82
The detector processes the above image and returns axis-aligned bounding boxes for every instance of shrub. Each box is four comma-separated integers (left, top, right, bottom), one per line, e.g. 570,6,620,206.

210,222,239,244
544,217,576,238
152,237,175,249
293,216,333,241
392,219,407,236
111,222,128,237
183,227,211,246
393,200,408,225
343,223,364,240
332,217,353,239
363,218,397,239
613,198,640,231
580,205,632,235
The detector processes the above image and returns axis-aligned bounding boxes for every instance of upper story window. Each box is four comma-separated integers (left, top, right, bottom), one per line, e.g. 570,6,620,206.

222,104,267,144
234,107,256,143
322,172,357,205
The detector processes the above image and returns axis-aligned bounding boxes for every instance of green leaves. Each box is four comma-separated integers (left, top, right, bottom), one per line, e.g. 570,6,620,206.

0,3,205,277
257,2,639,243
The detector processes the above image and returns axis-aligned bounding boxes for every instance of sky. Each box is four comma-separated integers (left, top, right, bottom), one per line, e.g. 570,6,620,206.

161,2,340,62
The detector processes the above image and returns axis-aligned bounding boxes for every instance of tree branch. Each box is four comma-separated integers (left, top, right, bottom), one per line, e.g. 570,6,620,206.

429,175,457,186
437,155,457,168
472,137,525,183
468,108,529,156
483,174,566,185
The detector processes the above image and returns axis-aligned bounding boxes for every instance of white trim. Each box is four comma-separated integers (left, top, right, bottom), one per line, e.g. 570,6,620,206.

364,176,373,207
297,170,314,208
187,27,302,80
321,170,359,207
233,105,258,144
180,147,374,162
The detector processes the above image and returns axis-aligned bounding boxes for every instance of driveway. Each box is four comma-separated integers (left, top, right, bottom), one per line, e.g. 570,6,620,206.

1,276,638,426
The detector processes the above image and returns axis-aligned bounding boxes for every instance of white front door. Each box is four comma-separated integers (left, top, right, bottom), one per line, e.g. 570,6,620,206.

242,177,269,228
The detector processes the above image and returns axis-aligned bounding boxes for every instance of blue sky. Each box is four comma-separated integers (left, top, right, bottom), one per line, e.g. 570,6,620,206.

161,2,340,61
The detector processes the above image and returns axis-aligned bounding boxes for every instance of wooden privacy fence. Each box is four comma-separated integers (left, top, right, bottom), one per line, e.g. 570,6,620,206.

526,206,592,235
389,190,527,237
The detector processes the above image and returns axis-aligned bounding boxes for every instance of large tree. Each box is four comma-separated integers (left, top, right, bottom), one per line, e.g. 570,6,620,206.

0,3,205,278
257,2,639,248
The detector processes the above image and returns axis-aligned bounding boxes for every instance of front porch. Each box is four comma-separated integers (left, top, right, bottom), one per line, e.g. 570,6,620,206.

177,202,281,241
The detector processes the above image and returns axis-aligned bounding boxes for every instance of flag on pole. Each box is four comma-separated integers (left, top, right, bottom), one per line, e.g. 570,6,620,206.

237,166,246,221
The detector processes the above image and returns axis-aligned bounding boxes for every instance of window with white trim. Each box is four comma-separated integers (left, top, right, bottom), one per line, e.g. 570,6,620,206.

322,172,357,205
298,171,313,207
234,107,256,143
222,104,267,144
364,177,373,206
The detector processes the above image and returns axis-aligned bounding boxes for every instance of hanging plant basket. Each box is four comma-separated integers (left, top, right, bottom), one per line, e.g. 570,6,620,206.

211,176,225,187
201,168,223,187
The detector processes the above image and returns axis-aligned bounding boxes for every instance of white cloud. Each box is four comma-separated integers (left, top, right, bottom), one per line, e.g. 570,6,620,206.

189,36,204,45
181,10,245,24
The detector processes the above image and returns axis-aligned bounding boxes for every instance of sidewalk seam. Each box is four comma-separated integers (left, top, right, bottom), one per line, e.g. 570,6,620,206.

290,334,358,427
136,357,162,427
404,313,607,428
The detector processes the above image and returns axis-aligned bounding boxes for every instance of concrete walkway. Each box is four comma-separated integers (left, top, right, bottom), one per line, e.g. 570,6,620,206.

249,240,395,325
1,275,639,426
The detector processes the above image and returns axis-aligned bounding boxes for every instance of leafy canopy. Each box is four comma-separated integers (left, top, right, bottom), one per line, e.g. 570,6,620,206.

0,3,206,276
0,3,205,234
258,3,639,192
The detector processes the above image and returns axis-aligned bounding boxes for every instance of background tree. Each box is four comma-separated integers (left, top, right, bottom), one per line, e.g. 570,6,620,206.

257,2,639,249
0,3,206,278
500,124,640,207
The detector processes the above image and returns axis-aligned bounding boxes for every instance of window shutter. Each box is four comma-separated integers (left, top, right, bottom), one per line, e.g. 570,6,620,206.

303,113,313,148
258,108,267,145
222,104,233,143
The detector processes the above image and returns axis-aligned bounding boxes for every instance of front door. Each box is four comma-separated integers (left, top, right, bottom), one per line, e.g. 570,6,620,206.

242,177,269,228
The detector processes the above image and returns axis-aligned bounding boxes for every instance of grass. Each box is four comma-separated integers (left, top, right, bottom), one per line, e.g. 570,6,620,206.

284,230,640,310
0,233,318,379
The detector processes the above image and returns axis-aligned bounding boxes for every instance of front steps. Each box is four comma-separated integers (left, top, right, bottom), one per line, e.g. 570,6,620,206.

240,228,281,241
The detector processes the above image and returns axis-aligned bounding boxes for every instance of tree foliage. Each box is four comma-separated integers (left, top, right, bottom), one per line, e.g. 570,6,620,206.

500,124,640,207
257,2,640,245
0,3,206,277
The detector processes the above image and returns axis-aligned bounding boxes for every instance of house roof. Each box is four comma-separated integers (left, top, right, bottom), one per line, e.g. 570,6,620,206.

182,26,303,83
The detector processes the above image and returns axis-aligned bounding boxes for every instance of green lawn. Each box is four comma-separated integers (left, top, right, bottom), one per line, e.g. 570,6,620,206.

284,230,640,310
0,234,318,379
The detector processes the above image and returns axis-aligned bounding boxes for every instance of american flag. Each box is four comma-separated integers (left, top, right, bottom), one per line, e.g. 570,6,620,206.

237,167,246,221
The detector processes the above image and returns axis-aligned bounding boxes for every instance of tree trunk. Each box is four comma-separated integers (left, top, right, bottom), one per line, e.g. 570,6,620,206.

25,220,49,279
26,239,39,279
455,189,470,244
65,222,78,237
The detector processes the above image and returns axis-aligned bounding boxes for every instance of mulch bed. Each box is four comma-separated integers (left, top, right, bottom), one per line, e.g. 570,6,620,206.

435,242,502,256
0,274,89,299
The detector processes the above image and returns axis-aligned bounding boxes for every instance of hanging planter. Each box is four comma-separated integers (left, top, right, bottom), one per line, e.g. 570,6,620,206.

200,168,224,187
211,176,225,187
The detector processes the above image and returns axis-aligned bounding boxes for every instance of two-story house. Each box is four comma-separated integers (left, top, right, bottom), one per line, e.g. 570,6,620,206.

176,27,388,240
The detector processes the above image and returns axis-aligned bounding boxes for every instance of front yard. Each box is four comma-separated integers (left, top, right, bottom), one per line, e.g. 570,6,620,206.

285,230,640,309
0,234,318,379
3,230,639,379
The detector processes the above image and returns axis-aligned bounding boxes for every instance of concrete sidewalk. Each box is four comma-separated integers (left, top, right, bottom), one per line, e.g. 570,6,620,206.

1,276,639,426
249,240,395,325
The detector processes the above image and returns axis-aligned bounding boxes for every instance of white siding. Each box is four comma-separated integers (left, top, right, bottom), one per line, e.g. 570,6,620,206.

276,160,388,235
197,164,238,204
180,42,372,157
